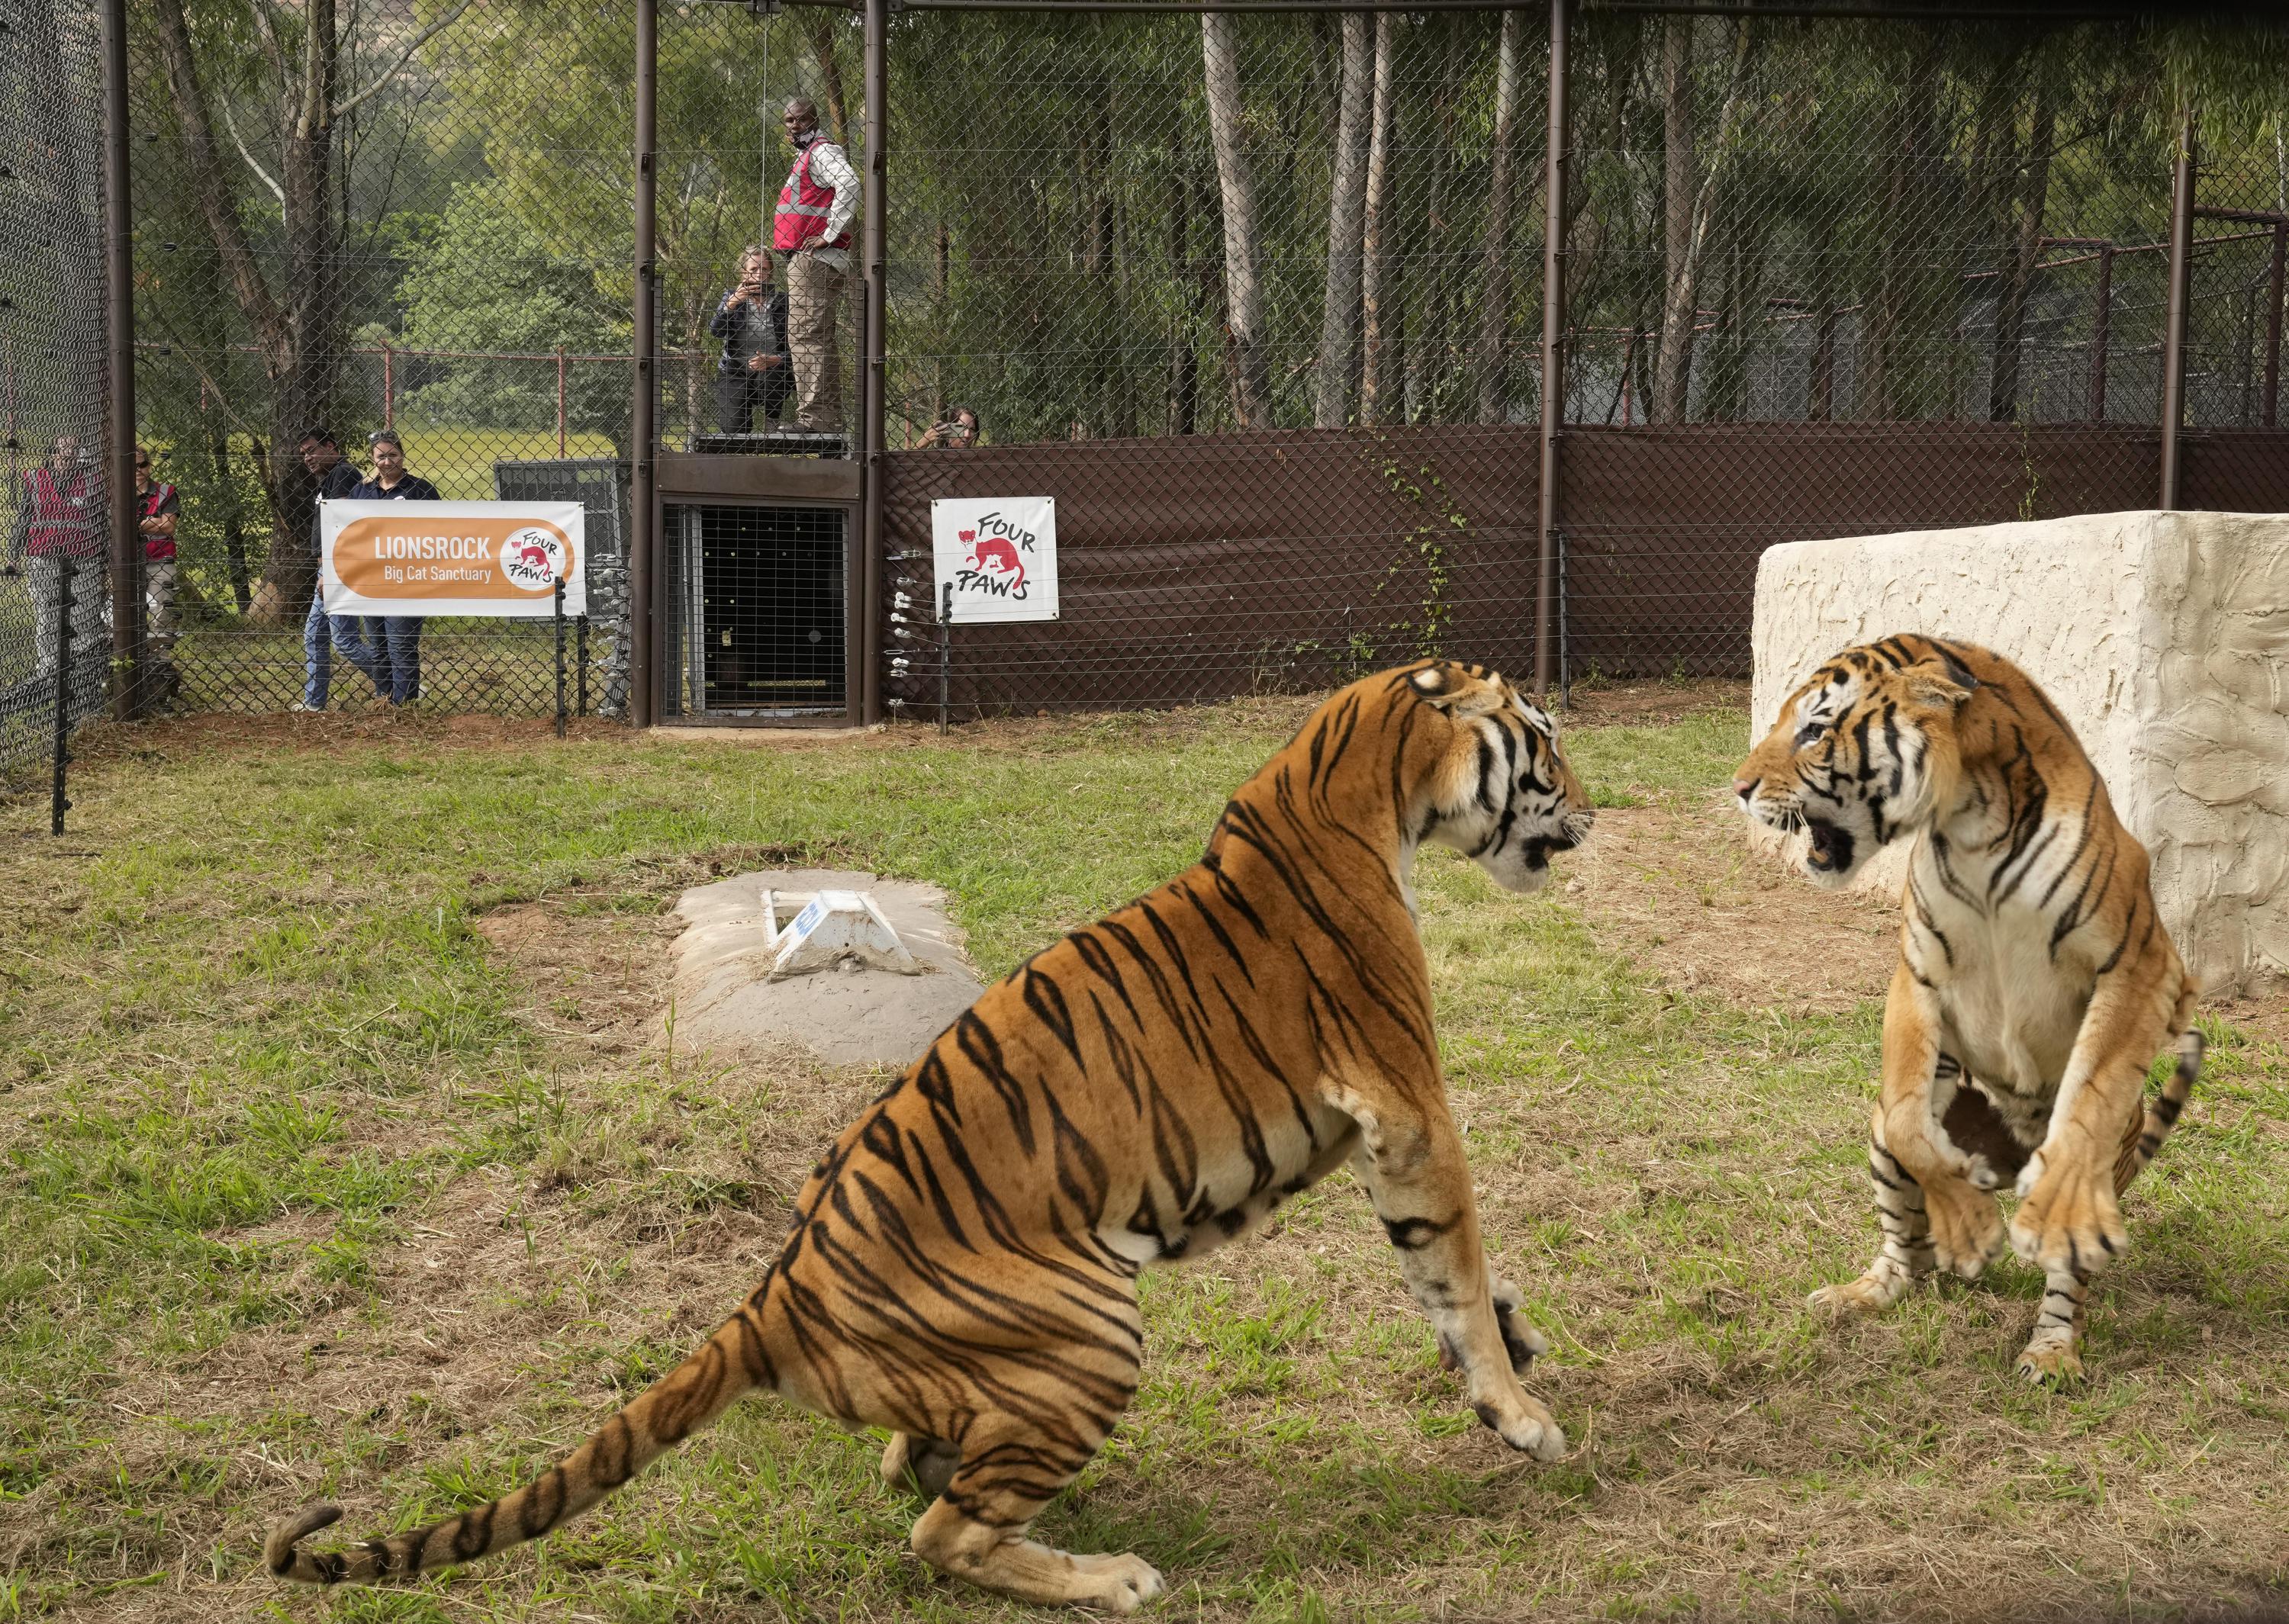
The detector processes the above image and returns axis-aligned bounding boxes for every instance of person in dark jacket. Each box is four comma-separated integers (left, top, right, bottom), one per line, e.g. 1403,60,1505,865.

299,426,382,711
349,429,441,707
709,244,791,434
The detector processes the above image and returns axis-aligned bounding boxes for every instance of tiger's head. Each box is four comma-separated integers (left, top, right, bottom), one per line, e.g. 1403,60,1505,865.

1733,635,1979,886
1400,661,1595,895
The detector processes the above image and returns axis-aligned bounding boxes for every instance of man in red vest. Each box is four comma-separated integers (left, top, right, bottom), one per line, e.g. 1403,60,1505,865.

773,97,861,436
7,433,108,681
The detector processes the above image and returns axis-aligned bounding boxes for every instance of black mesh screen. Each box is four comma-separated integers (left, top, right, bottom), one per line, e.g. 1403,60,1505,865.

662,501,846,719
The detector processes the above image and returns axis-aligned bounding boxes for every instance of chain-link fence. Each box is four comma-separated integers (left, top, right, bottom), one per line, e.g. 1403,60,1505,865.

877,8,2289,714
0,2,2275,748
0,0,109,786
128,0,641,717
879,7,1550,716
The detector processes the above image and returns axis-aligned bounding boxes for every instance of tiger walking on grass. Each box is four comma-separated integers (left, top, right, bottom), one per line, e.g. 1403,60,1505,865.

1734,633,2201,1382
268,659,1595,1613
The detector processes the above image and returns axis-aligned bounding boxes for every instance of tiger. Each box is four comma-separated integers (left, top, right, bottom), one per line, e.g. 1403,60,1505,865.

267,659,1596,1613
1734,632,2201,1382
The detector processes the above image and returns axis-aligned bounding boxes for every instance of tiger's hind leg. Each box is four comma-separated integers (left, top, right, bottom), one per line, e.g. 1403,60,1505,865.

909,1423,1162,1614
2017,1265,2094,1383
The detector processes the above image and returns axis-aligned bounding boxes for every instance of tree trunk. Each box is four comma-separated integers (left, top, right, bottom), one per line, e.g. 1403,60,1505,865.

1312,13,1373,427
1988,92,2055,422
1473,8,1524,425
812,18,850,147
1655,18,1757,426
1410,24,1464,421
1653,18,1698,423
1359,11,1399,426
1203,8,1271,426
1869,36,1944,420
153,0,355,622
1167,159,1199,436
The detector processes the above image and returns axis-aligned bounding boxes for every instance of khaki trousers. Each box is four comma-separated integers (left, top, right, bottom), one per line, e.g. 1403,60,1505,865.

786,252,845,432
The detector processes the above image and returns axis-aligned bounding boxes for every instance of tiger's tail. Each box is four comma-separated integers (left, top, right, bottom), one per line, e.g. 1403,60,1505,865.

266,1283,784,1587
2114,1026,2203,1193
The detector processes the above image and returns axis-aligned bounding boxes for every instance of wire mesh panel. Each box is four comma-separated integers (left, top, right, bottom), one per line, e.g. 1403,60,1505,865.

129,0,637,714
2178,117,2289,513
662,500,847,719
654,3,863,455
1554,13,2196,679
0,0,110,782
880,6,1551,711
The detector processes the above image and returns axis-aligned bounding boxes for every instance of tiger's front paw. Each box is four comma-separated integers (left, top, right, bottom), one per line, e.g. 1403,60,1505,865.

1809,1271,1904,1318
1468,1381,1566,1462
1489,1273,1549,1374
1922,1179,2005,1279
2016,1333,2086,1386
2010,1158,2126,1276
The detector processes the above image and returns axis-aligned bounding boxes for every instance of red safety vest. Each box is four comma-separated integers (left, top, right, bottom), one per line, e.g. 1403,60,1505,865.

141,481,178,561
772,143,850,252
24,465,99,558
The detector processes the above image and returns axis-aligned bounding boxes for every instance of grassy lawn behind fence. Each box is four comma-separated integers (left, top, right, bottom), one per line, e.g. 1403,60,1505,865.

0,696,2281,1622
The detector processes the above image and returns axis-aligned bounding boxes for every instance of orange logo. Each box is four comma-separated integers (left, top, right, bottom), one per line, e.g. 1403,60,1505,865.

333,514,576,601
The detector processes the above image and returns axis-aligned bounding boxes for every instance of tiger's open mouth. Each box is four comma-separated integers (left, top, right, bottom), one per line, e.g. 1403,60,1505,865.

1803,818,1855,874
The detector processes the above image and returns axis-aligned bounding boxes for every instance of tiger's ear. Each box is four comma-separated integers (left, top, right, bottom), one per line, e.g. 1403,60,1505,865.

1899,658,1974,712
1406,663,1462,708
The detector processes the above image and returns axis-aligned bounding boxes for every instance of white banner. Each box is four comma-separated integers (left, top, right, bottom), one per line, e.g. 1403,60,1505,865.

320,500,586,618
931,497,1058,624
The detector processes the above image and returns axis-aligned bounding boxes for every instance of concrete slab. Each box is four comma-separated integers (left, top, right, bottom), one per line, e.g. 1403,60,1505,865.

669,868,986,1069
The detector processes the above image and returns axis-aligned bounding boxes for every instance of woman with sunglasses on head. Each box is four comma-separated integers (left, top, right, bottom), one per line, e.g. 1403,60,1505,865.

352,431,441,707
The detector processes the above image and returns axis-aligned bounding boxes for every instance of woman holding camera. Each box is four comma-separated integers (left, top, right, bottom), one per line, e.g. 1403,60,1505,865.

710,246,791,435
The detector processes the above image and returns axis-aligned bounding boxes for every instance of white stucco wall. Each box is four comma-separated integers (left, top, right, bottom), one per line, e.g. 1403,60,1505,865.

1749,510,2289,997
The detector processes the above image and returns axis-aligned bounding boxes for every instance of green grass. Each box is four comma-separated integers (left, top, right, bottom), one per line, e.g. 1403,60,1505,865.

0,694,2284,1622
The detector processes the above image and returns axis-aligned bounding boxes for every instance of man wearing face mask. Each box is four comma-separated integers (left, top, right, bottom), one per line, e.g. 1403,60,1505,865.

773,97,861,436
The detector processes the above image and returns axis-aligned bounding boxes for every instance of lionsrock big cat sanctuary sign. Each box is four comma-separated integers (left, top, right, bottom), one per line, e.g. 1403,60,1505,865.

930,497,1058,624
321,500,586,617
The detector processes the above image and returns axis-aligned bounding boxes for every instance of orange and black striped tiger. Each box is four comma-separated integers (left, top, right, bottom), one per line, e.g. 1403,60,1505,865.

269,660,1595,1612
1734,634,2200,1382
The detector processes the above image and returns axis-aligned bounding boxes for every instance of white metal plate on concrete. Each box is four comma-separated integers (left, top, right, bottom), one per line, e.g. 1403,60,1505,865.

670,869,987,1069
764,887,919,981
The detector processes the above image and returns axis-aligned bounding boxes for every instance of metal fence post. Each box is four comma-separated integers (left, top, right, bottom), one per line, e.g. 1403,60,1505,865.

51,558,75,835
629,0,658,726
1534,0,1570,699
554,575,567,738
577,613,590,717
2159,106,2195,510
860,0,889,726
102,0,139,722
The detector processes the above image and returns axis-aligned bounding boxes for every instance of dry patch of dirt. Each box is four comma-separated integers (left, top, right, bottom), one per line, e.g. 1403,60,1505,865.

1566,792,1898,1015
1560,676,1749,726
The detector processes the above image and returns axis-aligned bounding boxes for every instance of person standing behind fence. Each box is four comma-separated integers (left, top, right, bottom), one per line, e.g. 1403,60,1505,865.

351,431,440,709
710,245,791,434
774,98,859,436
9,435,107,684
135,445,183,705
299,427,382,712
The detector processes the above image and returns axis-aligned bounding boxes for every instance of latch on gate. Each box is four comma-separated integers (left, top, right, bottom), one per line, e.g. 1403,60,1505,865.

761,887,920,981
